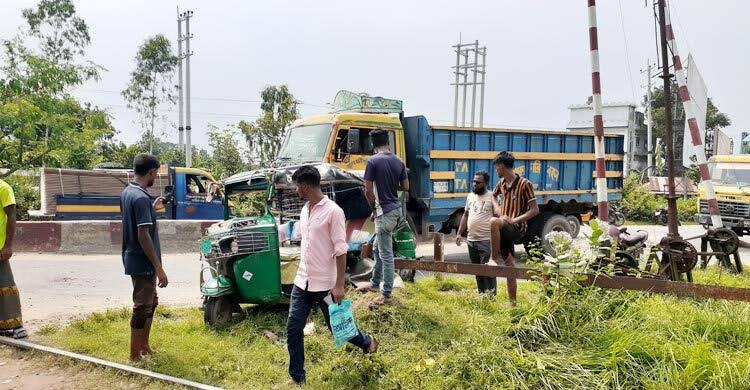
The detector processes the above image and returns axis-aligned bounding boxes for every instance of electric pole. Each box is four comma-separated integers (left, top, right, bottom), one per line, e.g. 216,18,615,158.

641,59,655,175
451,40,486,128
177,7,185,154
658,0,679,237
183,10,194,167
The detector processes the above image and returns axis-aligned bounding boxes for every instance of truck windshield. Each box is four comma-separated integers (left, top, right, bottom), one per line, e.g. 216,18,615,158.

276,124,332,163
709,162,750,187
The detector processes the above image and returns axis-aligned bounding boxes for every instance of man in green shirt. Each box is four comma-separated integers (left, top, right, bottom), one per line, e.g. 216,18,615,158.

0,178,27,339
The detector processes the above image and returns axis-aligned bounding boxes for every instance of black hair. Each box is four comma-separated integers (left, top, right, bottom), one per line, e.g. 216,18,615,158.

292,165,321,187
474,170,490,184
370,129,389,148
492,151,515,169
133,154,160,176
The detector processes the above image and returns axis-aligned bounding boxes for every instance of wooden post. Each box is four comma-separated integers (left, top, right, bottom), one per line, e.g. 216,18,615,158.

434,232,445,280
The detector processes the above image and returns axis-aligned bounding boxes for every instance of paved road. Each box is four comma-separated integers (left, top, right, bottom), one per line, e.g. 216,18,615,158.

9,224,748,330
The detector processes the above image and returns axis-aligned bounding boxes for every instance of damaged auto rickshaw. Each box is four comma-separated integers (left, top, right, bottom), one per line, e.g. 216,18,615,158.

199,163,418,327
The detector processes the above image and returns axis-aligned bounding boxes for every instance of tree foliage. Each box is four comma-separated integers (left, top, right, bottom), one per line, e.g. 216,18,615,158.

0,0,113,176
646,84,731,143
240,85,299,167
122,35,178,154
207,124,246,179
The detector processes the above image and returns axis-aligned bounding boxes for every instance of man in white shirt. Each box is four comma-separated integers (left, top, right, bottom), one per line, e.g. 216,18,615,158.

456,171,498,295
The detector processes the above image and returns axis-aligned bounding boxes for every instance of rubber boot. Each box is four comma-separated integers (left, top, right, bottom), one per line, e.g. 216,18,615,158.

130,328,144,362
141,317,155,355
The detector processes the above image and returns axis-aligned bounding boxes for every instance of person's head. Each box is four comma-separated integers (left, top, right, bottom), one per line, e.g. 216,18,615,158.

472,170,490,194
133,154,161,188
292,165,321,201
370,129,389,151
492,151,515,178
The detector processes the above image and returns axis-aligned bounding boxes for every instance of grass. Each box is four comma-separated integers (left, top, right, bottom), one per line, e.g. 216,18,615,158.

38,269,750,390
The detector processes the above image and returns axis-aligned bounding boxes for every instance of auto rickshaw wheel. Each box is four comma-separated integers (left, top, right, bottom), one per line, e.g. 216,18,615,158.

204,296,233,327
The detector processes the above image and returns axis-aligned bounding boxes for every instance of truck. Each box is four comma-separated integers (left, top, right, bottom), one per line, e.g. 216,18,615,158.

274,91,625,248
694,155,750,235
32,166,226,220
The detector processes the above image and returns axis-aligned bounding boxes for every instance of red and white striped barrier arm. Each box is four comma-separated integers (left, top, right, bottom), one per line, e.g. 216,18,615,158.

664,3,722,228
587,0,608,221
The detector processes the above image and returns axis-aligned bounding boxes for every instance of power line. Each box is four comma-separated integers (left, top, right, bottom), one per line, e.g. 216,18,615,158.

77,89,330,109
618,0,637,102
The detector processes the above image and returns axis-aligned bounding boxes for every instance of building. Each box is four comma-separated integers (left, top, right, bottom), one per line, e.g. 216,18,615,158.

567,101,647,174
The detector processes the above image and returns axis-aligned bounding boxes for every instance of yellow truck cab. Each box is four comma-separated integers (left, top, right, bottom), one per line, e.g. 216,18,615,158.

276,91,407,172
695,155,750,234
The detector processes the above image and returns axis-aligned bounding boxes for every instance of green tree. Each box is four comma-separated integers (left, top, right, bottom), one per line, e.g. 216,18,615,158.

121,35,178,154
240,85,299,167
647,84,731,145
0,0,112,176
206,124,246,179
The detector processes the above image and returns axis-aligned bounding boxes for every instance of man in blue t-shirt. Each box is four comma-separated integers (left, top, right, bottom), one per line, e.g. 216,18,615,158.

361,129,409,308
121,154,169,362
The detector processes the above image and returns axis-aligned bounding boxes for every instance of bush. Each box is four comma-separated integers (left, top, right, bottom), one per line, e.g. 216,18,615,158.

620,174,663,222
2,174,40,220
621,174,697,223
677,196,698,222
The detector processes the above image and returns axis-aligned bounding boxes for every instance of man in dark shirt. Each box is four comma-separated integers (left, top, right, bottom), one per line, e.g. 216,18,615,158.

361,129,409,308
121,154,169,362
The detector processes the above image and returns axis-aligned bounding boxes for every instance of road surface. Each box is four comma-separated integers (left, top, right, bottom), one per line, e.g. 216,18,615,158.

7,224,749,330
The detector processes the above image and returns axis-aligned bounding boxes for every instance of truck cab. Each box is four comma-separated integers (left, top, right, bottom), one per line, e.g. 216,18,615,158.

694,155,750,235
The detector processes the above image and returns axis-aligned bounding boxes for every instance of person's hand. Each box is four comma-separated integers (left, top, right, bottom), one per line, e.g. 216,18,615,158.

153,197,165,210
456,235,464,246
331,284,346,304
156,267,169,288
0,245,12,261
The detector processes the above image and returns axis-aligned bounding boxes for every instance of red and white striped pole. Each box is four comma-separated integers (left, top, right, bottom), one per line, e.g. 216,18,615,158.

587,0,608,222
664,3,722,228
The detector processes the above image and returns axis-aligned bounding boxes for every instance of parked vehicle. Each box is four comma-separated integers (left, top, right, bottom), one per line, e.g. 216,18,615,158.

32,166,225,220
608,203,626,226
199,165,418,327
275,90,625,251
694,155,750,235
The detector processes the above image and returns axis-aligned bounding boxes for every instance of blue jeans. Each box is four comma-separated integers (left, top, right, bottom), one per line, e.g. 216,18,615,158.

287,285,372,383
370,208,402,298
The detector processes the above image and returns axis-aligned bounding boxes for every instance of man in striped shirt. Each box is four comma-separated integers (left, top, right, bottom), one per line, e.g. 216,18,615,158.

489,152,539,305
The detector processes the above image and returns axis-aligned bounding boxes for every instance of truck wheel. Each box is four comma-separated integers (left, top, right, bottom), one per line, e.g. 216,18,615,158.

565,215,581,238
204,296,232,328
541,214,573,254
524,213,572,255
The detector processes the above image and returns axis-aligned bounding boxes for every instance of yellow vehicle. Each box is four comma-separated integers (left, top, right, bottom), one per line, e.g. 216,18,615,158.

695,155,750,235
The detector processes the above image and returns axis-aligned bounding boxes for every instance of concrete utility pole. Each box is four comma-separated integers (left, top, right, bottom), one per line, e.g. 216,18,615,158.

642,59,655,175
183,10,194,167
451,40,486,128
177,7,185,153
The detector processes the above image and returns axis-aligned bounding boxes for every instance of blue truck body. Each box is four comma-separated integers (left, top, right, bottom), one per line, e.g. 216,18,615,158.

401,115,625,234
43,167,226,220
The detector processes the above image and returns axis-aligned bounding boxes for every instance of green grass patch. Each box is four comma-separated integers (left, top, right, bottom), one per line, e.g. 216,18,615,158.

40,271,750,389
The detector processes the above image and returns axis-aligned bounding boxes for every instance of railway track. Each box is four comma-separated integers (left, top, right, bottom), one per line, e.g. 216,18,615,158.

0,337,223,390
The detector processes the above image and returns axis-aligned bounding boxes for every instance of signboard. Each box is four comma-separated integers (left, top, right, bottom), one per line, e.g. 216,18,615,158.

332,90,402,114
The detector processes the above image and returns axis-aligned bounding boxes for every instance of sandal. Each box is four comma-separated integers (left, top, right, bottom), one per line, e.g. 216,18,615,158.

368,295,393,309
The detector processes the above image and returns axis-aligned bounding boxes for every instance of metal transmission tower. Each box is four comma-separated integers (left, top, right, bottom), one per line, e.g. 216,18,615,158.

451,40,486,128
179,10,194,167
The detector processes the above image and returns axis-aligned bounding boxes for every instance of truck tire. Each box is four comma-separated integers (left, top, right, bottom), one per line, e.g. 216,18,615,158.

524,213,573,255
565,215,581,238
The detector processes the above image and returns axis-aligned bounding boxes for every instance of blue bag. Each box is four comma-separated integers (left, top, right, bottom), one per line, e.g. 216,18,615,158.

328,298,359,347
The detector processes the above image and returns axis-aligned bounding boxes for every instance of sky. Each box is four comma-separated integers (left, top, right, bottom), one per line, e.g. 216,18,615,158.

2,0,749,152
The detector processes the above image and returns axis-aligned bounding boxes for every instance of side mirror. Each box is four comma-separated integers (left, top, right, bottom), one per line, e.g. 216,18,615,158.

347,129,361,155
163,185,175,204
